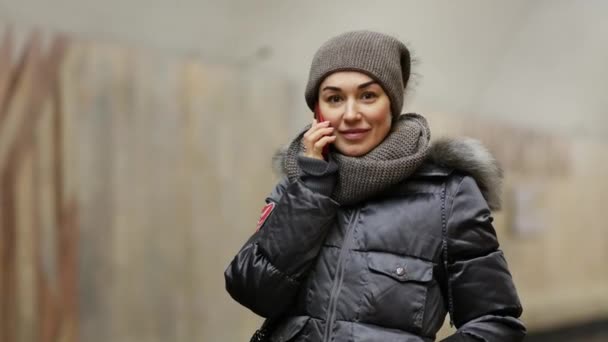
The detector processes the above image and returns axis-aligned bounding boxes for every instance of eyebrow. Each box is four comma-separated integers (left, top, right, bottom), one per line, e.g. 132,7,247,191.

321,80,378,92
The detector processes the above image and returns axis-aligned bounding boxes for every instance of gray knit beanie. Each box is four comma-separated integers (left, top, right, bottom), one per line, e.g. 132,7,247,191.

305,30,411,120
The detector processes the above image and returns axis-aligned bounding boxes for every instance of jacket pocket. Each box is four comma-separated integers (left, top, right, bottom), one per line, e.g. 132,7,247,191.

362,251,434,333
270,316,311,342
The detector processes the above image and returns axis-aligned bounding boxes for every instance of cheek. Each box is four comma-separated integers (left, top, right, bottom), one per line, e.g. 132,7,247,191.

322,111,342,128
370,107,392,129
329,118,341,128
372,123,391,145
318,103,339,125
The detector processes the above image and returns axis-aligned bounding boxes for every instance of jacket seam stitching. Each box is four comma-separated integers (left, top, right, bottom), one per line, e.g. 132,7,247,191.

256,243,300,285
446,175,466,222
441,178,455,327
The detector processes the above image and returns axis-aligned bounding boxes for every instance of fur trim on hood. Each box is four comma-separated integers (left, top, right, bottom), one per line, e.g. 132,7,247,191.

427,137,503,211
272,137,503,210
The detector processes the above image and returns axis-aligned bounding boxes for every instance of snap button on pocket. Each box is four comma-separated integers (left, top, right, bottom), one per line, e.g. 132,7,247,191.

367,252,433,282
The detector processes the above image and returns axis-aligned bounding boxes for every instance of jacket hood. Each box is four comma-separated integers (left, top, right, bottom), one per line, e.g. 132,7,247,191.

272,137,503,210
426,137,503,211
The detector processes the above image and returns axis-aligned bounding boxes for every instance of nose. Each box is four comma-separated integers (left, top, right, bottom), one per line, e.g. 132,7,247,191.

343,99,360,121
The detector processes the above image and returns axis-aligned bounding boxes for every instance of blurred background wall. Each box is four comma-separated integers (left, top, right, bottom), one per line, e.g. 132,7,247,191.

0,0,607,341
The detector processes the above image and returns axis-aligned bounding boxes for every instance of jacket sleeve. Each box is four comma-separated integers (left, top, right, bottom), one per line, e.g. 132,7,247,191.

224,177,339,318
440,175,526,342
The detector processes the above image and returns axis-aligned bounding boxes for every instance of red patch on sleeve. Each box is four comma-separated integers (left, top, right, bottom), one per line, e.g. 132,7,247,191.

255,202,276,232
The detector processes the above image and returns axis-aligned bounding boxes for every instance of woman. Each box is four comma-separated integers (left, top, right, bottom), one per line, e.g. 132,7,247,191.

225,31,525,341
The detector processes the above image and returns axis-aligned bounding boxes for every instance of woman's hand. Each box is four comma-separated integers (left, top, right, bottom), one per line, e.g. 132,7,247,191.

302,119,336,160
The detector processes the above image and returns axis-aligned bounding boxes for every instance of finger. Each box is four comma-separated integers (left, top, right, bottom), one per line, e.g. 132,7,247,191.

305,118,324,135
305,129,334,150
303,125,333,144
313,135,337,152
307,119,329,133
312,119,329,128
303,134,335,160
307,126,334,143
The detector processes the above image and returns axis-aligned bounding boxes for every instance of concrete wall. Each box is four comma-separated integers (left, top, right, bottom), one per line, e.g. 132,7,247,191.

1,1,607,340
60,42,291,342
1,0,606,139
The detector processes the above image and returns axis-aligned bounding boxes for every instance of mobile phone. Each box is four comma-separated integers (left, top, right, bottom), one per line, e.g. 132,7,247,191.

314,103,330,159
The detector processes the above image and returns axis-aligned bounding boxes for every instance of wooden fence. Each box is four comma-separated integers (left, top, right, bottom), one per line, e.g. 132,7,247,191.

0,28,77,342
1,25,291,342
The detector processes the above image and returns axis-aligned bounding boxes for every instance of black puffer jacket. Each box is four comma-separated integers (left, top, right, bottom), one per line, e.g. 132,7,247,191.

225,138,525,341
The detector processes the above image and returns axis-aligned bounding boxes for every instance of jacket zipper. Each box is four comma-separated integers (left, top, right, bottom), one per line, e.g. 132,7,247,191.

322,208,359,342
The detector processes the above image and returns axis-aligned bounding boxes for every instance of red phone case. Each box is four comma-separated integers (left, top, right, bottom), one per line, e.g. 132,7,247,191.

314,103,330,159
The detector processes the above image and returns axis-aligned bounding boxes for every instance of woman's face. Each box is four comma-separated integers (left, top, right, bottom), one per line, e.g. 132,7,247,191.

318,71,392,157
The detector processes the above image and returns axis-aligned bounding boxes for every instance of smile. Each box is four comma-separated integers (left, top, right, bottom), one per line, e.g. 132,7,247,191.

340,129,371,141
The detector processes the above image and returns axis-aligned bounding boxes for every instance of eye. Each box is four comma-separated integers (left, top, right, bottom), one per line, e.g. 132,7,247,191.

327,95,343,103
361,91,378,101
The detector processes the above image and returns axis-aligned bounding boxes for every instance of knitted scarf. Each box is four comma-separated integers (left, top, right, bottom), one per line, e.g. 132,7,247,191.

283,113,431,205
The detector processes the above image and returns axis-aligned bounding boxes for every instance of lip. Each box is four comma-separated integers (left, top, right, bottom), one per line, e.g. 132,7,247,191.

339,128,371,141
